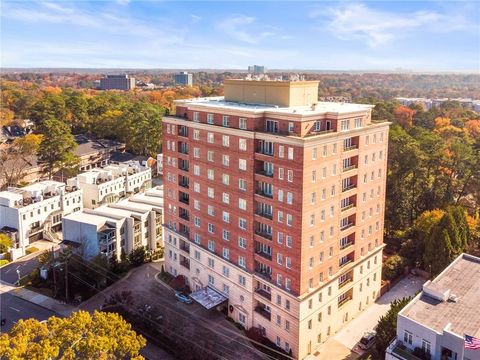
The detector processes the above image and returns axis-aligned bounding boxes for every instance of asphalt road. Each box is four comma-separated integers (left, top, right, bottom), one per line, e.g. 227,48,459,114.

0,254,42,284
0,292,57,333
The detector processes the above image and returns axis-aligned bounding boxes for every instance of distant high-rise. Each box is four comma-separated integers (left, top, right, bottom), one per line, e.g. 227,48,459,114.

175,72,193,87
99,75,136,90
248,65,266,74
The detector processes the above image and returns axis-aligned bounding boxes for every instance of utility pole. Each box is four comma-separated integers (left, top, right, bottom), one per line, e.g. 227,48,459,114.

64,258,69,303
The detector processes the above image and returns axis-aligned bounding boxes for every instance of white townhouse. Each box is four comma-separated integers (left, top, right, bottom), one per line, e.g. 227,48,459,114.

0,181,83,259
62,186,163,261
67,162,151,209
386,253,480,360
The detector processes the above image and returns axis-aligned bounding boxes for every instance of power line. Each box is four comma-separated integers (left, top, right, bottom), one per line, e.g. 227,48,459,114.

68,256,292,360
67,271,232,360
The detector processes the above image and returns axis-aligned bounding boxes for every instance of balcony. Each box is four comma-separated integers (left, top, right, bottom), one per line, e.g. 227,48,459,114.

179,213,190,221
338,296,352,308
339,258,353,268
255,270,272,281
178,127,188,138
180,259,190,270
340,241,354,251
342,164,358,173
255,169,274,178
179,147,189,155
338,277,353,289
341,203,355,212
254,288,272,301
255,210,273,220
343,144,358,152
340,223,354,232
255,230,273,241
179,163,189,172
180,242,190,253
254,305,271,321
255,250,273,261
255,189,273,199
342,184,356,193
386,340,424,360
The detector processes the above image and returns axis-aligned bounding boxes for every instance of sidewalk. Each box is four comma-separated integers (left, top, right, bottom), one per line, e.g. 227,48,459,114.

0,281,76,317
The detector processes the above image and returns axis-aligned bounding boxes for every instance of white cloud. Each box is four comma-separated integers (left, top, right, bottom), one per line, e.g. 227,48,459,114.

312,2,475,47
190,14,201,24
217,16,258,44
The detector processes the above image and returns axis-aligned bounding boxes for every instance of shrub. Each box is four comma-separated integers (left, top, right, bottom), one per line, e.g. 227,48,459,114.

26,246,39,255
0,259,10,266
382,255,406,281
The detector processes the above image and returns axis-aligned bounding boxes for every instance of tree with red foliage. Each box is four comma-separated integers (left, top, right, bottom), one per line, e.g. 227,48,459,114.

393,105,416,128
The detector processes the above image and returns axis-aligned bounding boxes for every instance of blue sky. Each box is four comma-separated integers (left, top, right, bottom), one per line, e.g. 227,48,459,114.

1,1,479,71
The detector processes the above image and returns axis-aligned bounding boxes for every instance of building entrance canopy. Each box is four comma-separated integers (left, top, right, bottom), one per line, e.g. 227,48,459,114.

190,286,228,309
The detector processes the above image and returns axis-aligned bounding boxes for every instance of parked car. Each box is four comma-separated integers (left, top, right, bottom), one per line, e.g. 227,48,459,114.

175,292,193,304
359,331,376,350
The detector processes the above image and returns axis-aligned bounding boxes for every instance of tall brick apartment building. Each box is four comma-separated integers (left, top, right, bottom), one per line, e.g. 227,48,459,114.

163,79,390,359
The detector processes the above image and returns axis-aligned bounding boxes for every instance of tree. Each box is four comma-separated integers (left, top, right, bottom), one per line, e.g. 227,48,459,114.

37,118,79,179
0,310,146,360
128,246,146,267
382,255,406,281
394,105,415,128
0,234,13,253
0,134,43,188
373,297,412,358
424,206,470,275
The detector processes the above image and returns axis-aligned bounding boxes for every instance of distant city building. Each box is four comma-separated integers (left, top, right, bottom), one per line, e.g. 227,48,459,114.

174,72,193,87
62,186,163,261
99,74,136,90
386,253,480,360
248,65,266,74
0,181,83,259
396,97,480,113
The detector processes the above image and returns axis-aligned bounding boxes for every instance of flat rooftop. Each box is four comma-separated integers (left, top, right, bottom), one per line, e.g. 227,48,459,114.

63,211,118,227
400,253,480,337
176,97,373,116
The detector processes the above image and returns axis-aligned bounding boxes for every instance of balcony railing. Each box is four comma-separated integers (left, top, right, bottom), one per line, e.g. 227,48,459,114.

179,213,190,221
254,306,272,320
179,197,189,205
179,181,189,189
340,241,354,251
255,250,273,261
178,128,188,138
340,223,354,231
339,259,353,268
179,147,189,155
255,270,272,280
343,144,358,152
254,288,272,301
255,190,273,199
342,184,356,192
338,278,353,289
338,296,352,308
341,203,355,212
387,340,424,360
255,170,274,178
255,230,273,241
180,259,190,269
255,210,273,220
180,243,190,253
179,165,189,172
342,165,358,173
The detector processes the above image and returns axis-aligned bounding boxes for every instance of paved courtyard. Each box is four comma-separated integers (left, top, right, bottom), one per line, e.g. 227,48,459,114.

314,274,425,359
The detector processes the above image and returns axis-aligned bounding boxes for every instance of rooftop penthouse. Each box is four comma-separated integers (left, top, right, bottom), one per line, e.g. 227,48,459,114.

0,180,78,208
171,79,378,140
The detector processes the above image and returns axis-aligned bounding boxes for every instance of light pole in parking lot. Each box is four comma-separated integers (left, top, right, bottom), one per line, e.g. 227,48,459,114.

16,269,20,283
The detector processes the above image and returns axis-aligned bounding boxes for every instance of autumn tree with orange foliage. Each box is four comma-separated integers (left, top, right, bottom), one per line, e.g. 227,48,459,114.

393,105,415,128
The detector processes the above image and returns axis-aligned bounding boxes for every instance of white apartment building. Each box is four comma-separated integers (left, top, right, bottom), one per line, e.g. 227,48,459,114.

0,181,83,259
386,253,480,360
67,162,151,209
62,186,163,261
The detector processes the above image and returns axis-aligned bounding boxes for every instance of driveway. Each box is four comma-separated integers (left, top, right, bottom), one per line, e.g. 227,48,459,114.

314,274,425,358
80,262,266,360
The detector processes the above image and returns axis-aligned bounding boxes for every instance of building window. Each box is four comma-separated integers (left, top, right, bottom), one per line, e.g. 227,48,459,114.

208,257,215,268
207,240,215,251
421,340,431,354
222,115,229,127
222,173,229,185
404,331,413,345
279,146,284,158
207,132,214,143
222,154,229,166
222,230,230,241
222,135,230,147
238,256,246,269
238,179,247,191
207,114,214,124
223,248,230,260
288,147,294,160
239,138,247,151
239,159,247,171
238,237,246,249
239,118,247,129
239,218,247,230
208,275,215,285
340,120,349,131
